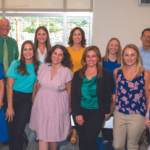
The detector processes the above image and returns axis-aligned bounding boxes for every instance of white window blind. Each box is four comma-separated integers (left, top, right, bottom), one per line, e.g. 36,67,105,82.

1,0,93,11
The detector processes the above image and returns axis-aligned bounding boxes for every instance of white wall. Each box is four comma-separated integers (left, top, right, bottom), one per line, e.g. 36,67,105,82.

92,0,150,56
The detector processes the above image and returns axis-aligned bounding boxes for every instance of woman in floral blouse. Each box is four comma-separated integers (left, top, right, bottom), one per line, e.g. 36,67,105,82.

113,44,150,150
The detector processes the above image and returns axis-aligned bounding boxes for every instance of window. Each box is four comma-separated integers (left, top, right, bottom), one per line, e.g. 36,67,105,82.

4,12,92,53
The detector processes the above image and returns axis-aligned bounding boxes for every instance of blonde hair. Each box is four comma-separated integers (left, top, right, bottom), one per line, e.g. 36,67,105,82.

103,38,122,64
79,46,103,78
119,44,142,77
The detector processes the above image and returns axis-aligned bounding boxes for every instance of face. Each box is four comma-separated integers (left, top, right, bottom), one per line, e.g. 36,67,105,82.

140,30,150,48
0,19,11,38
23,43,34,63
123,48,138,66
51,48,64,65
108,40,119,55
72,29,82,44
86,50,99,67
36,29,47,44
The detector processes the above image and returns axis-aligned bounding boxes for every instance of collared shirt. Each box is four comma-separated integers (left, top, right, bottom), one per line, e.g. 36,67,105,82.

37,48,47,63
139,46,150,71
0,35,19,68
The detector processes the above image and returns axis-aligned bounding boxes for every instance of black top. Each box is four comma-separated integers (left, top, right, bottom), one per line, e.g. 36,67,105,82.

71,68,114,117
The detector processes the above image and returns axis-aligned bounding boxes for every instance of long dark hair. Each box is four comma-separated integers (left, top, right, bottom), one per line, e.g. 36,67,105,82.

17,40,40,76
34,26,51,54
45,44,73,69
68,27,86,47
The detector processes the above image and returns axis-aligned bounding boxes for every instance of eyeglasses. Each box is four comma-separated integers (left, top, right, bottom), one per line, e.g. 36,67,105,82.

143,35,150,39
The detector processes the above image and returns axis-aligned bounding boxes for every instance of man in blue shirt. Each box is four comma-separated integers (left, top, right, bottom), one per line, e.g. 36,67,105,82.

139,28,150,146
139,28,150,71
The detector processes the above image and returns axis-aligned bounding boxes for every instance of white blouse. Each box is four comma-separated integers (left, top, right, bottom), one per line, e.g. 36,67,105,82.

37,48,47,63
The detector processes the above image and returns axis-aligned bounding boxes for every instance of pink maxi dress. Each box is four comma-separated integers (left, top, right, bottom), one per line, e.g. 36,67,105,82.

29,63,73,142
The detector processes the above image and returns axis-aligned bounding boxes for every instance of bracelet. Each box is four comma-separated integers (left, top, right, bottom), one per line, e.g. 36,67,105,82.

0,102,4,106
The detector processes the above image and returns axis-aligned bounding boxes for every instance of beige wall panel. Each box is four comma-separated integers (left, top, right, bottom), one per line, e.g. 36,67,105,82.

0,0,2,8
67,0,92,9
93,0,150,56
4,0,63,9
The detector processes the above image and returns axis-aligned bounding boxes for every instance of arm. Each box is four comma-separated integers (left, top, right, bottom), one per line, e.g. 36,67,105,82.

5,78,15,122
145,70,150,110
113,69,118,102
145,70,150,127
0,79,4,110
104,71,114,120
71,71,84,125
66,81,72,114
71,71,82,116
110,69,119,114
32,81,40,103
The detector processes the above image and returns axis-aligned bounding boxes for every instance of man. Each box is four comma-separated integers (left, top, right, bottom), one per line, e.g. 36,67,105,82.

139,28,150,146
0,18,19,147
0,18,19,81
139,28,150,71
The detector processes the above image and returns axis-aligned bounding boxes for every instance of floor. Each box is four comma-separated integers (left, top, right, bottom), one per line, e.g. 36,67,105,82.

0,125,148,150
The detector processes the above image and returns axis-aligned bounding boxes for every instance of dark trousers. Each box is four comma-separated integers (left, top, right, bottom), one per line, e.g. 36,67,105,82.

102,128,113,141
4,90,32,150
74,107,104,150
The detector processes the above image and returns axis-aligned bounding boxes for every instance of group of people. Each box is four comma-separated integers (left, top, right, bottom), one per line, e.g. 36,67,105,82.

0,17,150,150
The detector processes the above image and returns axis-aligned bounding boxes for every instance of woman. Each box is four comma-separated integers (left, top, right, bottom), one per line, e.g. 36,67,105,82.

34,25,51,141
34,26,51,63
113,44,150,150
102,38,122,149
0,62,9,143
67,27,86,144
5,40,41,150
29,45,73,150
71,46,113,150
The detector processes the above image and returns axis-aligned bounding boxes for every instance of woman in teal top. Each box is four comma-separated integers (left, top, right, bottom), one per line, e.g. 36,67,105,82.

4,40,41,150
71,46,113,150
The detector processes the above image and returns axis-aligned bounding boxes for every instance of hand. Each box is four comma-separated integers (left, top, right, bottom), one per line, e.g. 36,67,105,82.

105,113,111,120
76,115,84,126
145,113,150,128
111,94,116,102
5,107,15,122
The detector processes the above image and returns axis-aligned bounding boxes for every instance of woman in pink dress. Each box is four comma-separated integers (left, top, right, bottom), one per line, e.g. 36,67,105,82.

29,45,73,150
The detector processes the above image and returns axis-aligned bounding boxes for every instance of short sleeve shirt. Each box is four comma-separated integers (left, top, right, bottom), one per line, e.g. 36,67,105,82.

6,60,41,93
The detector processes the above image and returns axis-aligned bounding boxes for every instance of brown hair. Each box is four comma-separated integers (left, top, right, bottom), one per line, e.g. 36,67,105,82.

68,27,86,47
45,44,73,69
119,44,142,77
17,40,40,76
34,26,51,56
79,46,103,78
103,38,122,64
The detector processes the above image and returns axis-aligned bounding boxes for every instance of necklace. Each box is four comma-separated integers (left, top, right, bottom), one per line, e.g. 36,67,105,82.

86,70,97,77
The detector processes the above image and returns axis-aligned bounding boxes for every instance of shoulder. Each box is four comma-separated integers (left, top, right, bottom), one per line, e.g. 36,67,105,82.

7,36,17,44
144,69,150,78
139,46,144,53
61,66,73,74
11,60,20,66
82,46,86,51
66,46,71,51
74,69,81,76
39,63,49,70
114,68,119,76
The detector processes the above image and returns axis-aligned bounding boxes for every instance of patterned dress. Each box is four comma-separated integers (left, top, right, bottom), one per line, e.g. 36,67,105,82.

115,70,146,117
